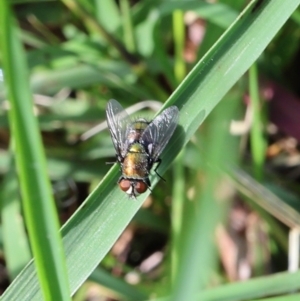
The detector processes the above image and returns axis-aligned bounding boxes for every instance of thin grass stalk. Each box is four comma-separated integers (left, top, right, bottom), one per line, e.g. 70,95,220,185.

249,63,266,181
173,9,186,84
0,3,71,301
120,0,136,53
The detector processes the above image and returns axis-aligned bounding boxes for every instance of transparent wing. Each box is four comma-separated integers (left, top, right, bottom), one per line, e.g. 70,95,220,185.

141,106,179,161
106,99,131,157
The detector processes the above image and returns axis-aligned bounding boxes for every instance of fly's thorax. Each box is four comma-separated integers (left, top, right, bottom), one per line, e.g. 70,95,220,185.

127,119,149,144
122,143,149,178
128,142,146,153
133,118,149,128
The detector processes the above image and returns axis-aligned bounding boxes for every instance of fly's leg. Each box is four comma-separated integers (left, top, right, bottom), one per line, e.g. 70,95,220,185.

145,178,152,189
106,154,123,165
106,161,117,165
142,178,152,192
153,158,166,182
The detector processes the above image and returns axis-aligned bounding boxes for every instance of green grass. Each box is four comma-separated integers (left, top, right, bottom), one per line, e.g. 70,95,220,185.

0,0,300,300
0,2,70,301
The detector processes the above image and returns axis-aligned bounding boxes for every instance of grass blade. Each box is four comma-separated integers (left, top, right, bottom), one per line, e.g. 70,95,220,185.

1,0,299,299
1,155,31,280
249,63,267,180
0,3,70,301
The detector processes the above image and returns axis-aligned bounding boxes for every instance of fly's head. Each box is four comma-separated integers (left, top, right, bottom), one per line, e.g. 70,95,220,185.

118,178,149,199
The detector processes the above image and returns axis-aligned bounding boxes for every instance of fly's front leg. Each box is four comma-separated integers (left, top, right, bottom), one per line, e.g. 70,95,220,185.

153,158,166,182
117,176,124,183
106,154,123,165
145,177,152,188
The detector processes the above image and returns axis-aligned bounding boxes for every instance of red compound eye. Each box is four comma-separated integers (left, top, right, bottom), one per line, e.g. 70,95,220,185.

119,179,131,192
135,181,148,194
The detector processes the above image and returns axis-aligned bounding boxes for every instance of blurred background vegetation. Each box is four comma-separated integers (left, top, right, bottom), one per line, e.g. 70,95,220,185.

0,0,300,300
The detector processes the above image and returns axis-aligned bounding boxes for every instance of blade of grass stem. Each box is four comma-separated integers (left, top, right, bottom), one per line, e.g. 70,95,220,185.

252,294,300,301
2,0,300,299
95,0,120,32
288,228,300,272
170,96,237,301
160,1,238,29
172,9,186,84
1,154,31,280
89,268,147,301
0,3,70,301
171,150,185,286
120,0,136,53
150,270,300,301
249,64,266,181
61,0,139,64
228,166,300,229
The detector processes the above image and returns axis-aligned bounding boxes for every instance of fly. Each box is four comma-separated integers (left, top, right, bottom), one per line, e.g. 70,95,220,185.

106,99,179,198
